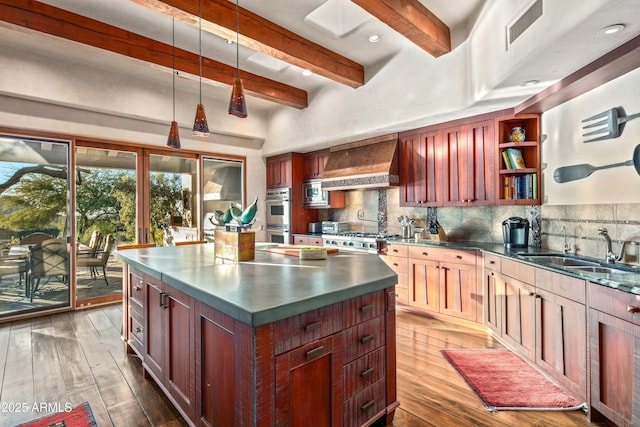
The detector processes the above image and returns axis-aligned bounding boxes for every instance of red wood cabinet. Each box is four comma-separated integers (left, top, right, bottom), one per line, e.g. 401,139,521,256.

266,154,294,189
143,274,195,421
303,149,330,180
482,253,503,336
380,244,409,306
399,130,441,207
534,269,587,401
441,120,496,206
293,235,324,246
496,114,541,205
501,273,536,360
124,266,397,427
408,247,478,321
588,282,640,426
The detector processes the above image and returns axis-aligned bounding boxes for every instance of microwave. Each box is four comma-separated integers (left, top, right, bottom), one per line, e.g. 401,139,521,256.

302,180,329,207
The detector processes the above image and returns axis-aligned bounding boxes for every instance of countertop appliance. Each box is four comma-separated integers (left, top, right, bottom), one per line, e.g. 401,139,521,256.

502,217,529,248
308,222,323,234
321,221,349,234
322,232,398,254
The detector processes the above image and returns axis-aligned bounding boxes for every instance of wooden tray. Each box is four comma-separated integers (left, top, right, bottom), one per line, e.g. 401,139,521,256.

265,245,338,258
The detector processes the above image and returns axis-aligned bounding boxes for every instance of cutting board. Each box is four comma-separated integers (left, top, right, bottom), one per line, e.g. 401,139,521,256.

265,245,338,258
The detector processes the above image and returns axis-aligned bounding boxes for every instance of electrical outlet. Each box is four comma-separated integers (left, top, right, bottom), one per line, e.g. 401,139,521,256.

357,210,364,220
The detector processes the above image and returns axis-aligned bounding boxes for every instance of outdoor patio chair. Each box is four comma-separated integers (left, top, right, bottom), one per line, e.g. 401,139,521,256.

0,258,28,296
20,232,54,246
29,238,69,301
77,234,116,286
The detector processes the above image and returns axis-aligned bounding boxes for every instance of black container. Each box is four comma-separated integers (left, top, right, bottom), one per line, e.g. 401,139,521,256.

502,217,529,248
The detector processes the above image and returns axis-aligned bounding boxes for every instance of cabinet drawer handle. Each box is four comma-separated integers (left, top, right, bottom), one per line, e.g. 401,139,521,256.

360,334,374,345
360,304,374,314
304,321,322,332
159,292,166,308
361,400,375,412
455,255,462,259
422,252,429,256
628,305,640,313
392,249,399,253
306,346,324,360
489,261,495,264
393,263,399,267
134,285,141,291
361,367,375,379
134,327,142,333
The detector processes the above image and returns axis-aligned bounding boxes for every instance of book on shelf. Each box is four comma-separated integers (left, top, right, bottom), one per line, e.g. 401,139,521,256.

502,174,537,200
506,148,526,169
501,150,512,169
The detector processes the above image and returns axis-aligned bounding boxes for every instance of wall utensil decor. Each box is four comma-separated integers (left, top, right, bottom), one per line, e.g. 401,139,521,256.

582,107,640,142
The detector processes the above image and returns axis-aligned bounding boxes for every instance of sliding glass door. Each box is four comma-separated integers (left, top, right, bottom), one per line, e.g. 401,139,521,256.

0,135,72,319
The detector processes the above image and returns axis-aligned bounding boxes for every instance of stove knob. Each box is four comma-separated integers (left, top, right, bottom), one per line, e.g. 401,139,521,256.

348,241,354,246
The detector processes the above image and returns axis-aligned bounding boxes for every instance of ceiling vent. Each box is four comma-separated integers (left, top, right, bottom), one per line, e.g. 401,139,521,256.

507,0,543,48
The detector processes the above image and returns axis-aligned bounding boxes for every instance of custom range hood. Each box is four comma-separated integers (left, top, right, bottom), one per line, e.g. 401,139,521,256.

321,134,399,191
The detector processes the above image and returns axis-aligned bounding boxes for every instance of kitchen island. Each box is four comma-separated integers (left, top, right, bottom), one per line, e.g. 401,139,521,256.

117,244,399,427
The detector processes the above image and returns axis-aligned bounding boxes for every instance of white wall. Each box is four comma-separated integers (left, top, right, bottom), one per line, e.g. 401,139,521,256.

542,67,640,204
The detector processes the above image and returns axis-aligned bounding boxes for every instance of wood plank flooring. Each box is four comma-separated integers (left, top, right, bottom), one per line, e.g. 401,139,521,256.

0,304,601,426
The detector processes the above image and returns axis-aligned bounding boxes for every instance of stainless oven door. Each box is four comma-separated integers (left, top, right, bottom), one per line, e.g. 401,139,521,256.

265,198,290,227
265,227,290,245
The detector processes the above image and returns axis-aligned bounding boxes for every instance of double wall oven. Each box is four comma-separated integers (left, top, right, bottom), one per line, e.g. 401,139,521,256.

265,188,291,244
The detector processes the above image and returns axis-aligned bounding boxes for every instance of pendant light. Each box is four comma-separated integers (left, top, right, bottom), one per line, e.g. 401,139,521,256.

167,17,181,148
228,0,247,118
192,0,209,136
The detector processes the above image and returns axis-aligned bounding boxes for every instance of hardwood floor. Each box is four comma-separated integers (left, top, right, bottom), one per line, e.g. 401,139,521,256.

0,304,599,426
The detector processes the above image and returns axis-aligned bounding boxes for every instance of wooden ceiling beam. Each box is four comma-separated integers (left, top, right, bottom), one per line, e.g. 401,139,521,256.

0,0,308,109
352,0,451,57
132,0,365,88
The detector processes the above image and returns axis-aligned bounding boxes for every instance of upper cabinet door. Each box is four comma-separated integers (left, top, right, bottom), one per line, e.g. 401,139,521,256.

266,154,292,188
303,149,330,180
399,131,441,207
440,120,496,206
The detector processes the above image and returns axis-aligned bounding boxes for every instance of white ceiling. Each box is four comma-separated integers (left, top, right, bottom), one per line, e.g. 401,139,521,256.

1,0,639,151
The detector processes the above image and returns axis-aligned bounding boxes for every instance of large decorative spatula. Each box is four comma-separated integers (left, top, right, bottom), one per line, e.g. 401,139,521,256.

582,107,640,142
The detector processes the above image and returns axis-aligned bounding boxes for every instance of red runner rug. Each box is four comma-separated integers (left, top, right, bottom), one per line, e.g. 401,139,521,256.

441,349,586,412
15,402,97,427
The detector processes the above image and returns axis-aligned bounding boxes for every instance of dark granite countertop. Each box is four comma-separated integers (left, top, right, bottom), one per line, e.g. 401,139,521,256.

387,238,640,295
115,244,396,327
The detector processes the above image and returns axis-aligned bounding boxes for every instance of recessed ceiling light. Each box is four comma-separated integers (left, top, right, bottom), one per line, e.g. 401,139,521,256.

302,69,313,77
368,34,381,43
521,80,539,87
597,24,625,36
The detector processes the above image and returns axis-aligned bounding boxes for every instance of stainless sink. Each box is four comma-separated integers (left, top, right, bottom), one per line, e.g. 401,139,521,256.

517,254,600,267
565,266,634,275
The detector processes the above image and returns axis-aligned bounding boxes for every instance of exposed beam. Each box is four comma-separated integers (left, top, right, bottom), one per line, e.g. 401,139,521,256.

132,0,365,88
352,0,451,57
516,34,640,114
0,0,308,109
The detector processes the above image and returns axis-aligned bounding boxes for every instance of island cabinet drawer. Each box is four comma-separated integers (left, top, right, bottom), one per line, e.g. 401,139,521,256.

408,246,476,265
129,270,145,305
273,302,344,355
343,346,385,399
342,316,385,363
343,379,385,427
386,244,408,258
536,268,586,304
484,253,502,271
129,316,144,355
589,282,640,324
344,290,385,327
129,297,143,321
381,255,408,274
501,257,535,283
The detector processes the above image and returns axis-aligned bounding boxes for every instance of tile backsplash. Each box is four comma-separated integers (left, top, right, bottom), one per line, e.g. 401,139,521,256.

324,187,640,266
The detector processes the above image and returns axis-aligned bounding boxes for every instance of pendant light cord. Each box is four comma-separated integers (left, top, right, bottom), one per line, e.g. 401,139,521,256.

235,0,240,79
198,0,203,104
172,17,176,121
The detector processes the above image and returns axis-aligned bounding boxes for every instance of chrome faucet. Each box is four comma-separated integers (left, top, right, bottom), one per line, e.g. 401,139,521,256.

598,228,617,263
